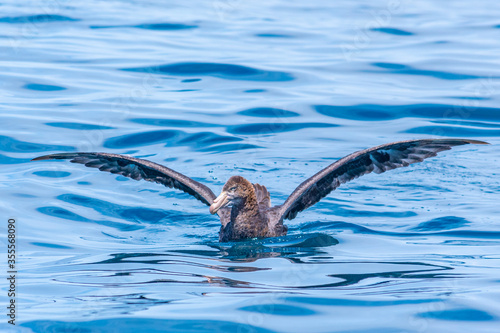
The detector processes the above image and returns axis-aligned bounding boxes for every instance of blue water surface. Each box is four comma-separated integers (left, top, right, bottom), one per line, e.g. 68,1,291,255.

1,0,500,332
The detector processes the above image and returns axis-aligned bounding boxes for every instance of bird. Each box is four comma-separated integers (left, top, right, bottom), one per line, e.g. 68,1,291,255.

32,138,488,242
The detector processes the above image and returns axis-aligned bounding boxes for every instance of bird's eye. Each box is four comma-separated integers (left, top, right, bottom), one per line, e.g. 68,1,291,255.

230,186,237,191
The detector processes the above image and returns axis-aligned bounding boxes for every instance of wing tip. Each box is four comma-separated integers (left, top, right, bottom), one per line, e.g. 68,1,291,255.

464,139,490,145
31,153,78,161
425,138,490,145
423,138,490,146
31,155,53,161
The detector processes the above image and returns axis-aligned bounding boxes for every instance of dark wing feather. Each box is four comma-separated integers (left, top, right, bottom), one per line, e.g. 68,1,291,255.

253,183,271,209
32,152,217,207
278,139,488,221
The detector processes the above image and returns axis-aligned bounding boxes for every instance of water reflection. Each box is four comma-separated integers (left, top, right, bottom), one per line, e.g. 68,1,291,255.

53,234,455,293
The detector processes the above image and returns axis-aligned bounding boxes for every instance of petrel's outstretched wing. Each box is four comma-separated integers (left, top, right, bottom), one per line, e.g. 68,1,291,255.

277,139,488,221
32,152,217,207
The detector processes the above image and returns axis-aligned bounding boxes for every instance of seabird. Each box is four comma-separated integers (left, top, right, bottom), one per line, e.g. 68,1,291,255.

32,138,488,242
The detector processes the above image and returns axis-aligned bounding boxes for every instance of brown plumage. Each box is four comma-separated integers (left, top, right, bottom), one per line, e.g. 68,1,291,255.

32,138,488,242
211,176,286,242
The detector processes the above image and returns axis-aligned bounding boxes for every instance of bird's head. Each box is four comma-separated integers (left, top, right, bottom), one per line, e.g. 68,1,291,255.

209,176,254,214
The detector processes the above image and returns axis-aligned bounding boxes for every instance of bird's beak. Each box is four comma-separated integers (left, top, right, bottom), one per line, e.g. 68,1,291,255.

210,191,229,214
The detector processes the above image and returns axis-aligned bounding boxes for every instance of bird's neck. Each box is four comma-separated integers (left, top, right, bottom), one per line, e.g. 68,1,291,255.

230,191,260,223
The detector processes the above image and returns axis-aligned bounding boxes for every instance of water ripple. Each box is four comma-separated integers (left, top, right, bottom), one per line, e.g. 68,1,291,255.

178,132,241,146
228,122,337,135
23,83,66,91
411,216,470,231
285,296,441,307
102,129,253,152
300,221,500,239
370,27,414,36
90,22,197,30
239,304,316,316
37,206,143,232
255,33,294,38
370,62,489,80
46,122,115,130
21,319,276,333
0,14,79,23
57,193,171,224
130,118,220,128
403,125,500,137
33,171,71,178
123,62,294,81
417,309,495,321
0,154,30,164
104,130,180,149
199,143,261,153
0,135,74,153
315,104,500,122
238,107,300,118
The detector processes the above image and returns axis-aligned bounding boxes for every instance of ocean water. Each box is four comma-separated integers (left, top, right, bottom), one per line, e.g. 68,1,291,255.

1,0,500,332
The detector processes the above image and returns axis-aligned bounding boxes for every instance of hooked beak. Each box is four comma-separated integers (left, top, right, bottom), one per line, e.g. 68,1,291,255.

210,191,229,214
